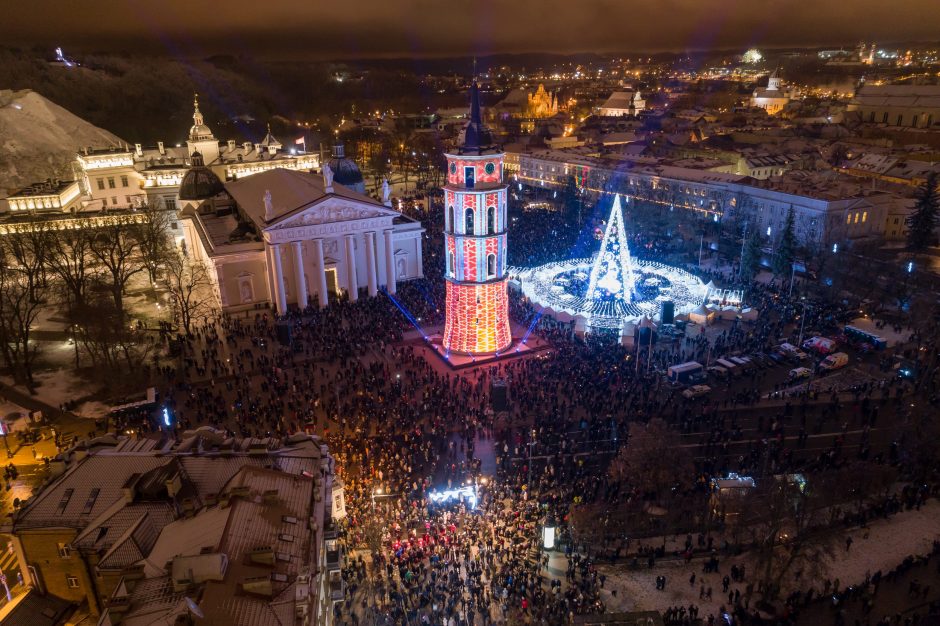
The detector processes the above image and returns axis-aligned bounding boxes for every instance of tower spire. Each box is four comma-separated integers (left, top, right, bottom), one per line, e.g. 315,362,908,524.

193,92,203,126
461,80,492,154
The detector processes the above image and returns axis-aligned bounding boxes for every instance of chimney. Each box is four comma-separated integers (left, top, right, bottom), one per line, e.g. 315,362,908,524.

247,547,275,565
122,473,140,504
157,141,165,155
243,142,252,152
241,576,273,598
165,471,183,498
134,143,143,157
227,140,236,151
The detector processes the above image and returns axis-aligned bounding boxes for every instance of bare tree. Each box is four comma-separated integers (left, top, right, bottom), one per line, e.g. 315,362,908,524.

161,253,217,335
46,226,97,310
0,233,50,389
71,296,153,375
136,204,173,286
743,474,840,603
609,418,693,503
88,218,145,320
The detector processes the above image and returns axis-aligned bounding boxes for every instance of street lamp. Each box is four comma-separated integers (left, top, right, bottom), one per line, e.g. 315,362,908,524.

371,486,383,512
797,298,809,348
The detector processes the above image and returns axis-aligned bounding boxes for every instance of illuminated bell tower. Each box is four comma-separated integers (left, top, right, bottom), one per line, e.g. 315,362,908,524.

442,82,511,355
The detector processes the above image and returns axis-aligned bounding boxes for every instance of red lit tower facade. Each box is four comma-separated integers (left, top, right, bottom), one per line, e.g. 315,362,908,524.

442,83,512,354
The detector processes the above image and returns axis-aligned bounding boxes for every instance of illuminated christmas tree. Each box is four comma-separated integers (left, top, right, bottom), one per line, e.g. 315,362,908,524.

586,194,636,303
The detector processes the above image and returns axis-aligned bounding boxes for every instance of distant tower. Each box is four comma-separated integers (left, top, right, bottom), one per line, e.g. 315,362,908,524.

442,82,511,355
767,69,781,91
187,93,220,164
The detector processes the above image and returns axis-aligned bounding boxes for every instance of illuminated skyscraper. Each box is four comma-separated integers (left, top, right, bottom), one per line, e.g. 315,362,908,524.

442,82,511,355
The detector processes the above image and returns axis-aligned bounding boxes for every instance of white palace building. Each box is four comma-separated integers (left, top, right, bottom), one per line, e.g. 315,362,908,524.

2,95,424,314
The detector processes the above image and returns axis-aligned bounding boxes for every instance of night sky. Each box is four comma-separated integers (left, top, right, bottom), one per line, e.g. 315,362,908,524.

4,0,939,58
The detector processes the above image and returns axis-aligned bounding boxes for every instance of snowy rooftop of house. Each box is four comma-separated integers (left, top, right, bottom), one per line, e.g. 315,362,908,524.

599,91,641,110
16,431,332,625
6,179,77,198
851,84,940,109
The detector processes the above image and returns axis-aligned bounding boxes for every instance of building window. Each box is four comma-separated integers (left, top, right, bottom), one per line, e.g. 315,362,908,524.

854,213,859,224
846,213,851,225
66,576,79,589
57,543,71,559
465,208,474,234
487,206,496,234
107,177,116,189
448,206,455,231
96,178,105,191
448,251,455,277
120,175,129,187
894,218,900,225
862,211,868,223
464,166,475,189
487,253,496,278
111,197,118,205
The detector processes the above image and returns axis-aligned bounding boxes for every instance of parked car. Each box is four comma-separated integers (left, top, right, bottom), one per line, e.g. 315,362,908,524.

788,367,813,381
682,384,712,399
818,352,850,372
707,365,729,380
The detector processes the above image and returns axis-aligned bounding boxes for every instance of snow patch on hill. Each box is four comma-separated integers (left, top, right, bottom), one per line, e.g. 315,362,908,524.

0,89,124,198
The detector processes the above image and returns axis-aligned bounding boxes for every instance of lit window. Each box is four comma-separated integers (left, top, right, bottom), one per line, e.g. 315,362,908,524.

854,213,859,224
846,213,851,225
57,543,71,559
862,211,867,223
66,576,79,589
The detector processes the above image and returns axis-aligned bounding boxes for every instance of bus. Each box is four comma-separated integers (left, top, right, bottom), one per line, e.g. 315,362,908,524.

668,361,705,384
843,325,887,351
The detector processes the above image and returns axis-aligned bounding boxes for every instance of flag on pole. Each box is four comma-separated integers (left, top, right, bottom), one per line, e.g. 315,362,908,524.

294,136,305,145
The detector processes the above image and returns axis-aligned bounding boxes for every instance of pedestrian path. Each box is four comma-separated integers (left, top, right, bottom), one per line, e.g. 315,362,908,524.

593,499,940,619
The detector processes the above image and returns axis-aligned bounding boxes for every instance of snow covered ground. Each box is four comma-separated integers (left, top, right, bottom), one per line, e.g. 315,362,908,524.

0,89,123,198
592,500,940,616
0,370,106,419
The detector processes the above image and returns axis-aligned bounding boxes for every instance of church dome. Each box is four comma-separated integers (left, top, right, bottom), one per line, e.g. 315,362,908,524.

327,143,365,193
179,151,225,201
189,123,214,141
188,94,216,142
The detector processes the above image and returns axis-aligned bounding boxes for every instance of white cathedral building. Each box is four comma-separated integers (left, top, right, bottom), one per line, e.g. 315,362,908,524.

178,160,424,315
750,70,798,115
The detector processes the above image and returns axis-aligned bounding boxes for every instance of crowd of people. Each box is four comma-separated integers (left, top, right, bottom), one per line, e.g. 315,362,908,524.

139,195,940,625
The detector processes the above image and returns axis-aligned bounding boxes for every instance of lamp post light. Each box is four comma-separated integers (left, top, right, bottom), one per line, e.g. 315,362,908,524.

797,298,809,348
527,429,537,491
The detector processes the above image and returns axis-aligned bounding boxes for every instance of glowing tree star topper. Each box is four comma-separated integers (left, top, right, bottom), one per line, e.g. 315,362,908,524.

586,194,636,303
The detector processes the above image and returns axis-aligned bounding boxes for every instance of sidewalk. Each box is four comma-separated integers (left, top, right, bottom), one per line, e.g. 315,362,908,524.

590,500,940,618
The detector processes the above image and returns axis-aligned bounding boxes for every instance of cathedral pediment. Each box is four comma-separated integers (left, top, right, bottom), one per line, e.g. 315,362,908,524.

267,199,397,231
